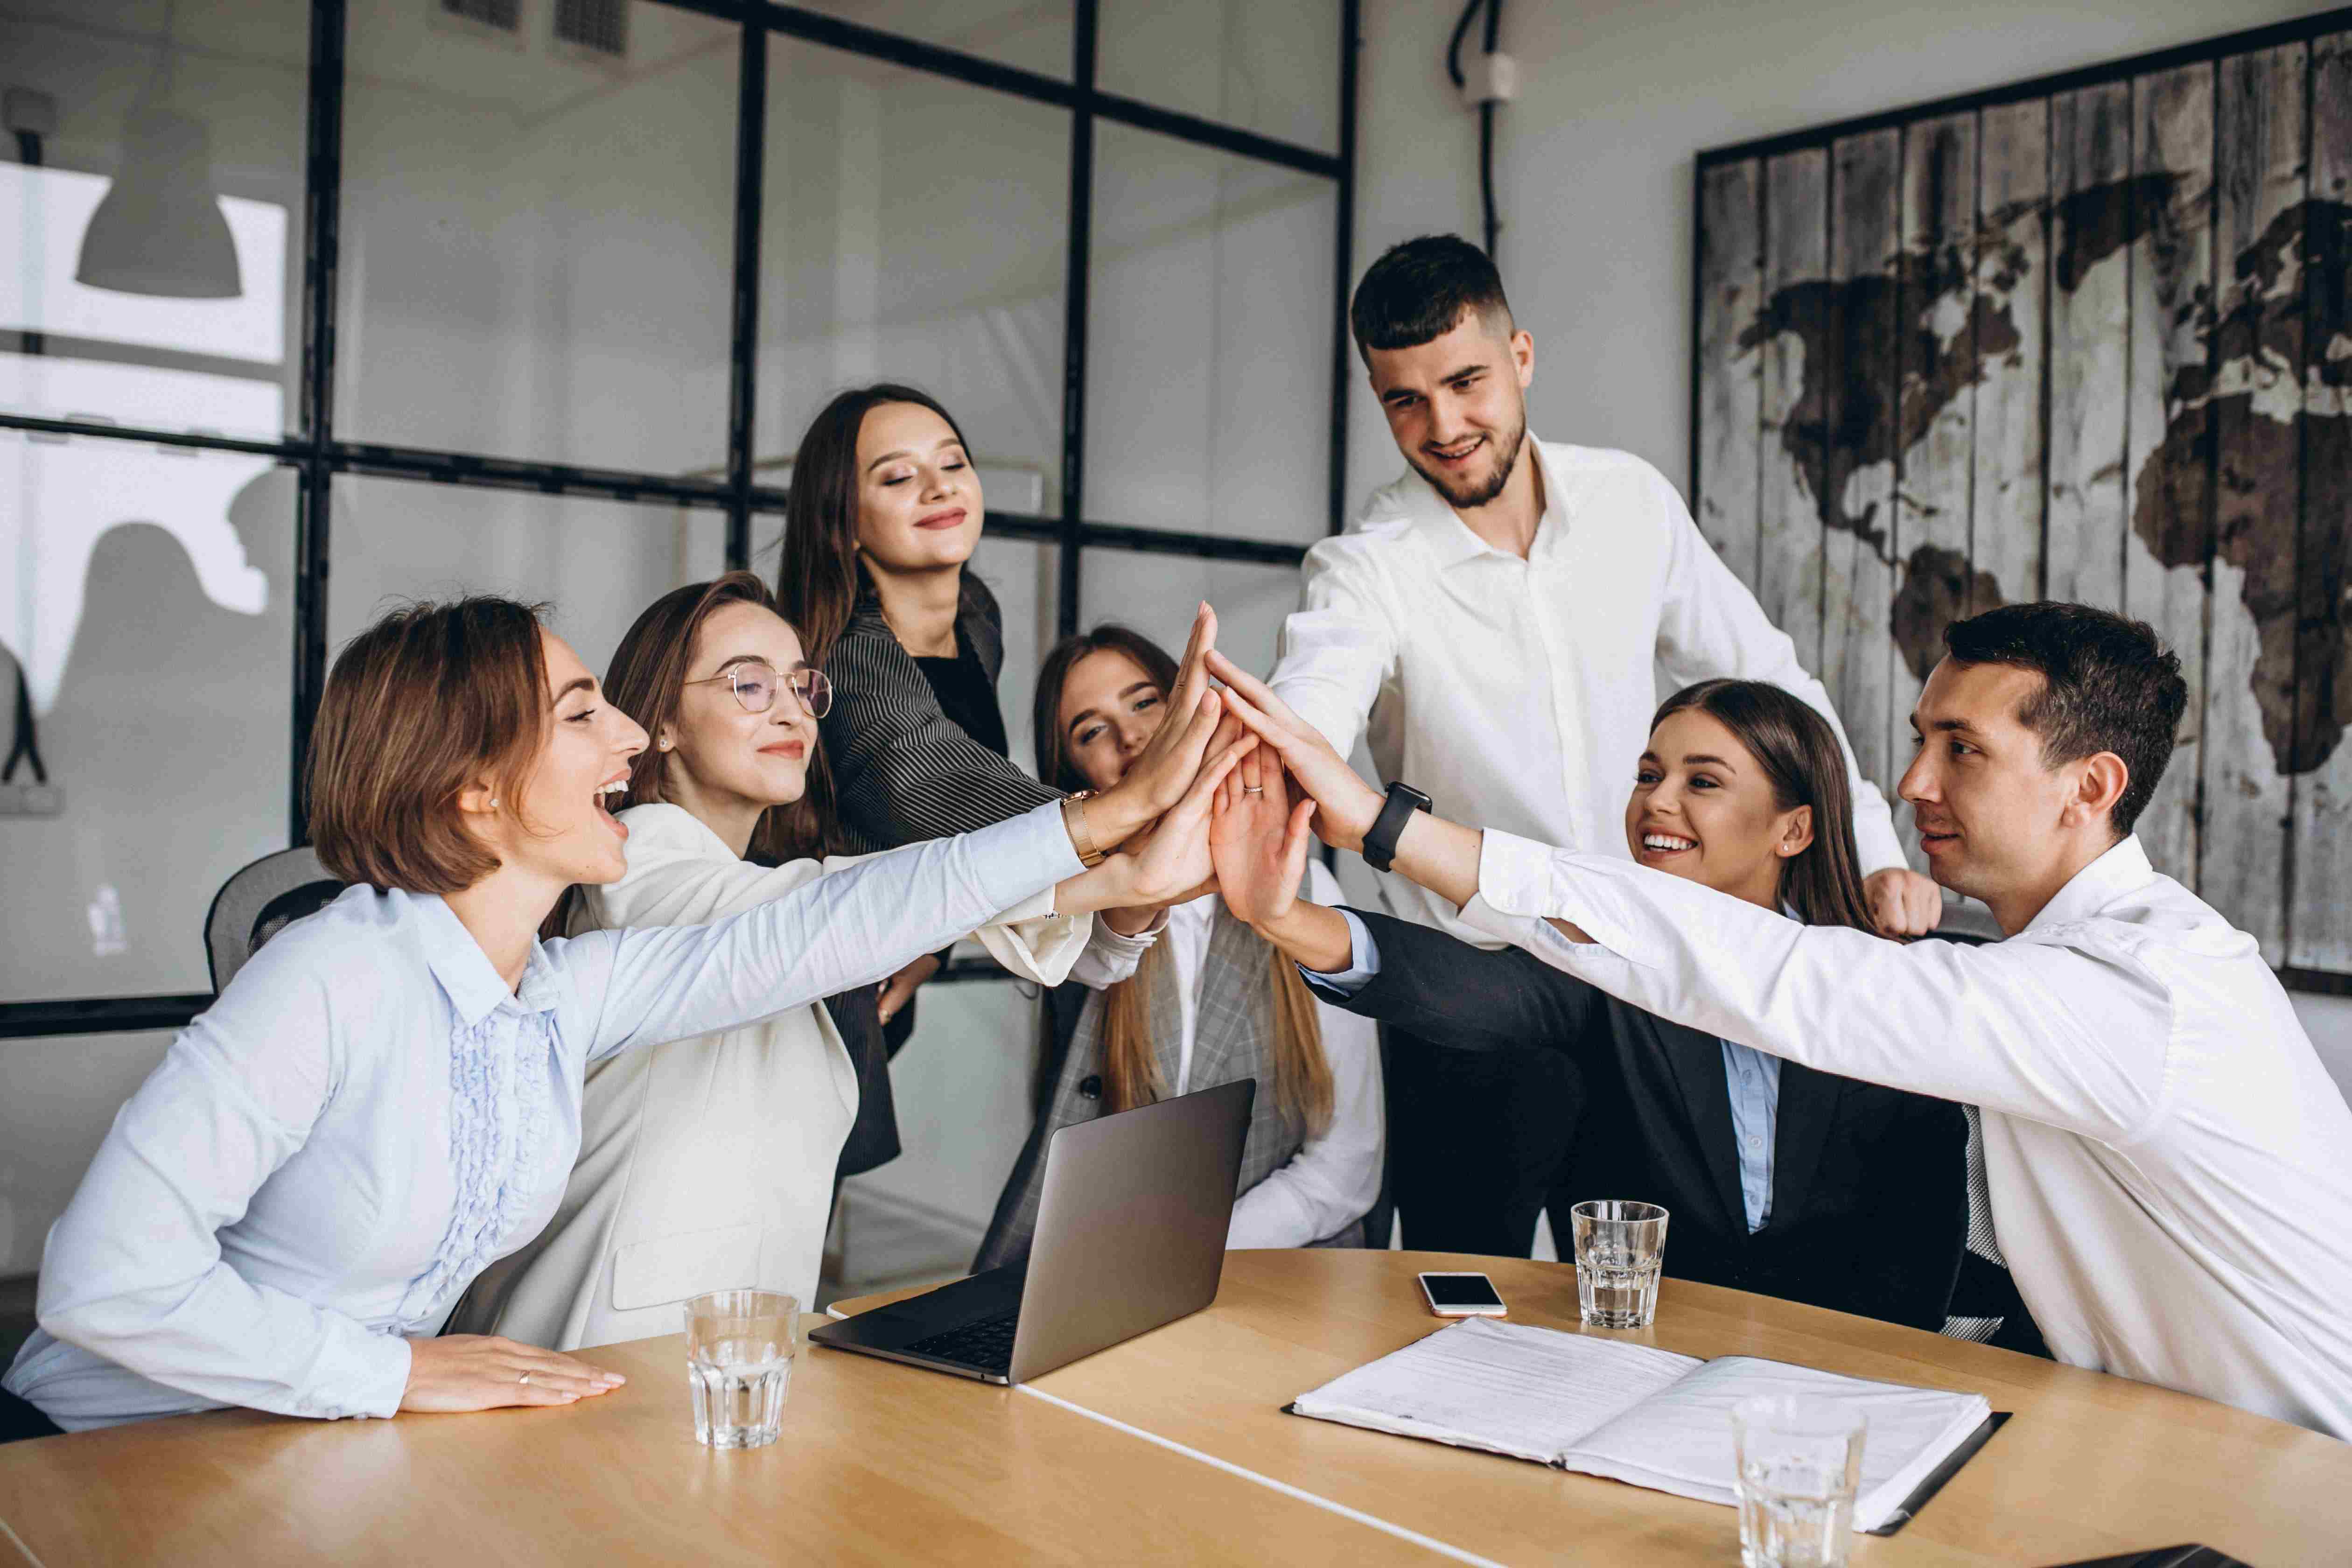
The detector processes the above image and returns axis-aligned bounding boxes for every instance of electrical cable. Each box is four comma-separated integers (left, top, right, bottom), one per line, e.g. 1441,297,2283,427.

1445,0,1506,262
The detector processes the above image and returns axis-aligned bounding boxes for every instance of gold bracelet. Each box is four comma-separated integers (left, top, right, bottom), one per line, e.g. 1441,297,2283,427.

1062,790,1106,868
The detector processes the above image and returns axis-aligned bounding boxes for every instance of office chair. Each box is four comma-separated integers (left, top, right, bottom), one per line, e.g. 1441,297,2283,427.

203,846,344,993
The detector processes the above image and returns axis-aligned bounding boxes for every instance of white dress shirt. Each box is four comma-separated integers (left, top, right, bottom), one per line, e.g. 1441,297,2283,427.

1465,830,2352,1438
1073,862,1385,1248
1269,439,1903,945
5,805,1080,1430
452,803,1111,1350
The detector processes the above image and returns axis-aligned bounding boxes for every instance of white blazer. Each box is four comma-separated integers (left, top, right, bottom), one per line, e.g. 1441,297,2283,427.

451,803,1096,1350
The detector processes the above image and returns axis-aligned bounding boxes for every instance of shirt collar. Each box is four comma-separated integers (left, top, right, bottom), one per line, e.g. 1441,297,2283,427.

412,891,561,1026
2023,835,2156,934
1393,433,1568,569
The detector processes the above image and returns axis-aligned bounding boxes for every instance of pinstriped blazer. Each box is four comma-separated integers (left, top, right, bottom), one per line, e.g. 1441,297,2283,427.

819,574,1061,855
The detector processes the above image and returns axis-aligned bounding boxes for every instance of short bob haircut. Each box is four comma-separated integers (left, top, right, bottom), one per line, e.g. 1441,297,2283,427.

308,595,552,893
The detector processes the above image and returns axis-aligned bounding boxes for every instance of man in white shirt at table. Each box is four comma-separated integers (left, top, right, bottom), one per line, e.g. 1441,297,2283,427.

1268,234,1941,1257
1212,602,2352,1438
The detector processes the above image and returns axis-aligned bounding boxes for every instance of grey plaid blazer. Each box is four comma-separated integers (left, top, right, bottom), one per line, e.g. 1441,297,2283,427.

974,908,1369,1272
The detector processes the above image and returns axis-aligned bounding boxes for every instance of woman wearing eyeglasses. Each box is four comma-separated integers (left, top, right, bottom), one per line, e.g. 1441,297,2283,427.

449,574,1198,1351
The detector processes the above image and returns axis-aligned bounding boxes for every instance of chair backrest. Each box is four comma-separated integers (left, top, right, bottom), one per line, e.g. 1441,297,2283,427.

204,846,345,994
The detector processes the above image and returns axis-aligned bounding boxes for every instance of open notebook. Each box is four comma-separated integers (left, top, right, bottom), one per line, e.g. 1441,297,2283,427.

1290,1318,1994,1534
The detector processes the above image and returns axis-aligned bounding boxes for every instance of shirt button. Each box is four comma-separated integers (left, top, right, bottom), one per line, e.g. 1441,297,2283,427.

1747,1136,1764,1153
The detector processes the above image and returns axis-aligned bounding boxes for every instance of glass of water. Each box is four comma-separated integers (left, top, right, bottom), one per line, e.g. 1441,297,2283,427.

684,1288,798,1449
1730,1395,1867,1568
1568,1199,1669,1328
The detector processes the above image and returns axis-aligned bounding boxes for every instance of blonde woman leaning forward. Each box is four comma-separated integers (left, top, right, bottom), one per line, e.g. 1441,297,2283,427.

2,595,1243,1434
973,626,1383,1270
455,576,1191,1349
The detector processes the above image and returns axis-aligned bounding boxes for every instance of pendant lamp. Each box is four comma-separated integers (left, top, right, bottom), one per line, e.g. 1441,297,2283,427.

74,1,242,300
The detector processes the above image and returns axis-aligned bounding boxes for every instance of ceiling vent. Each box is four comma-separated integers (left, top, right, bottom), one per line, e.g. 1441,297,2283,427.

553,0,629,62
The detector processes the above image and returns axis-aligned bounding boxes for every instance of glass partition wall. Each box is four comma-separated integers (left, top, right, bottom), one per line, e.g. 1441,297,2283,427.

0,0,1359,1039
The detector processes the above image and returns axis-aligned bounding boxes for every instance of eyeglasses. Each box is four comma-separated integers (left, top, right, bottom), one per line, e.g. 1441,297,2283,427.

683,660,833,719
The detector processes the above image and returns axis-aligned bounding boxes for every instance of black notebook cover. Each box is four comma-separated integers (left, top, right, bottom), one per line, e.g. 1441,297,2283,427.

1276,1403,2010,1538
2039,1548,2253,1568
1863,1409,2009,1535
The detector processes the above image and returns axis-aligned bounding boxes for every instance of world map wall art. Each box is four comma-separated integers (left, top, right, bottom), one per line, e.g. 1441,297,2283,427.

1690,13,2352,983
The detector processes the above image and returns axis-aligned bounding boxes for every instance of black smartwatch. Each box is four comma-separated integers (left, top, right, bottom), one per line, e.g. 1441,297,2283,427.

1362,781,1433,873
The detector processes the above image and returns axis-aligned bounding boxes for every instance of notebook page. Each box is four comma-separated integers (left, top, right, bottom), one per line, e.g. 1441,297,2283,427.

1556,1355,1990,1531
1290,1317,1702,1464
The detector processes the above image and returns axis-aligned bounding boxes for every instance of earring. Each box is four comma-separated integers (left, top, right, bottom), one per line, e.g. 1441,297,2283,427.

658,738,673,751
489,797,499,809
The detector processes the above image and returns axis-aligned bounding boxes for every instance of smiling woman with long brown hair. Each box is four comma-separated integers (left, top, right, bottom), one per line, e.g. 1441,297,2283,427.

973,624,1386,1270
777,383,1224,1165
1214,675,1985,1339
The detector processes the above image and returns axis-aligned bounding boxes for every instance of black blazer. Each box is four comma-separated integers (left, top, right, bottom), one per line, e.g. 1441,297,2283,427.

1336,910,1968,1331
820,574,1060,855
817,572,1060,1173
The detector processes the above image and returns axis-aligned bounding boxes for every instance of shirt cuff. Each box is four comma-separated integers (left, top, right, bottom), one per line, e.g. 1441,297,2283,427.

966,801,1088,909
1298,909,1379,998
323,1327,413,1421
1097,906,1170,950
1463,828,1659,969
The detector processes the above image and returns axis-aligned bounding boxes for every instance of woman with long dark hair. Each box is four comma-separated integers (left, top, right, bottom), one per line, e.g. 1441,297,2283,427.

973,625,1384,1268
777,385,1212,1081
449,575,1188,1349
1213,674,1983,1335
1,594,1240,1435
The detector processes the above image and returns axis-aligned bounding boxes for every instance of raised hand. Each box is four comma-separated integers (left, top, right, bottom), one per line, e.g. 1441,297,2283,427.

1118,715,1253,906
1085,605,1225,844
400,1333,627,1414
1210,738,1316,929
1204,650,1384,852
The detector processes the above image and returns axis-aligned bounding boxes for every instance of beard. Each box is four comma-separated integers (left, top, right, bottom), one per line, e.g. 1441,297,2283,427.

1407,413,1529,511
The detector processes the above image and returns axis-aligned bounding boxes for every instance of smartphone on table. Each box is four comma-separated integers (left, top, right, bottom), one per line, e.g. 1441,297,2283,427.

1418,1271,1507,1318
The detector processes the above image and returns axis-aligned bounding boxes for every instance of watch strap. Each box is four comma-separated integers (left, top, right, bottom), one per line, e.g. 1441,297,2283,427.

1363,782,1431,874
1061,791,1106,868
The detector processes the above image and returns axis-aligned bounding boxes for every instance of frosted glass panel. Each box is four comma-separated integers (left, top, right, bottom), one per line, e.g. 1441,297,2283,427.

788,0,1073,80
338,2,739,475
759,36,1069,515
1099,0,1341,154
1078,550,1300,683
1086,124,1335,544
0,0,308,444
0,445,293,1000
328,476,725,686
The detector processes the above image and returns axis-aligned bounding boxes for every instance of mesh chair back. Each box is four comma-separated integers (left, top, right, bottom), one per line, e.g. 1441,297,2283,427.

204,846,344,993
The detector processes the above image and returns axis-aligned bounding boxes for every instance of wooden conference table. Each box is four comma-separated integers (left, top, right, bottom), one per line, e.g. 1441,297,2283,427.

1,1251,2346,1566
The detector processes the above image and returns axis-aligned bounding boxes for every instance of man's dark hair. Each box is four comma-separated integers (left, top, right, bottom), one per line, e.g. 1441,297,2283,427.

1349,234,1513,361
1941,601,2188,837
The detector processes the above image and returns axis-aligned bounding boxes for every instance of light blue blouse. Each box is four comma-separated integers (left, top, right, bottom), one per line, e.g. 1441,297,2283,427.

4,804,1078,1431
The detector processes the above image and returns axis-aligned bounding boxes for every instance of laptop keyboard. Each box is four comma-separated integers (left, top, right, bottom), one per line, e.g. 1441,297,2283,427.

904,1311,1021,1373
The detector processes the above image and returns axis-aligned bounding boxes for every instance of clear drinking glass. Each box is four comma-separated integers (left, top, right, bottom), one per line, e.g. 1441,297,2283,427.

684,1288,799,1449
1568,1199,1670,1328
1730,1396,1867,1568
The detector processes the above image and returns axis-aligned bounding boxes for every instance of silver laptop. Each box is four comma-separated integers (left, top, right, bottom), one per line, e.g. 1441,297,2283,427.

810,1079,1254,1385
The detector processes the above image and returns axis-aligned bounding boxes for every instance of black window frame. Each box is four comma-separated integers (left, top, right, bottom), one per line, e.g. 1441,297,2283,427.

0,0,1362,1038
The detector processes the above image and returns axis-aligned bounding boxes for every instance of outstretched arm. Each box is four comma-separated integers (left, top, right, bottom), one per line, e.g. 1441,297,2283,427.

1206,648,1515,927
1208,738,1600,1055
581,727,1253,1061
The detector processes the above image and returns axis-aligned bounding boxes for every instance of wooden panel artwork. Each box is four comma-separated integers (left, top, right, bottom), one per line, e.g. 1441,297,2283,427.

1693,16,2352,977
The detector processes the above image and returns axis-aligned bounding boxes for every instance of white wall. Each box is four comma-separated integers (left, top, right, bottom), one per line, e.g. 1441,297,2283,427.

1347,0,2332,505
1348,0,2352,1096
